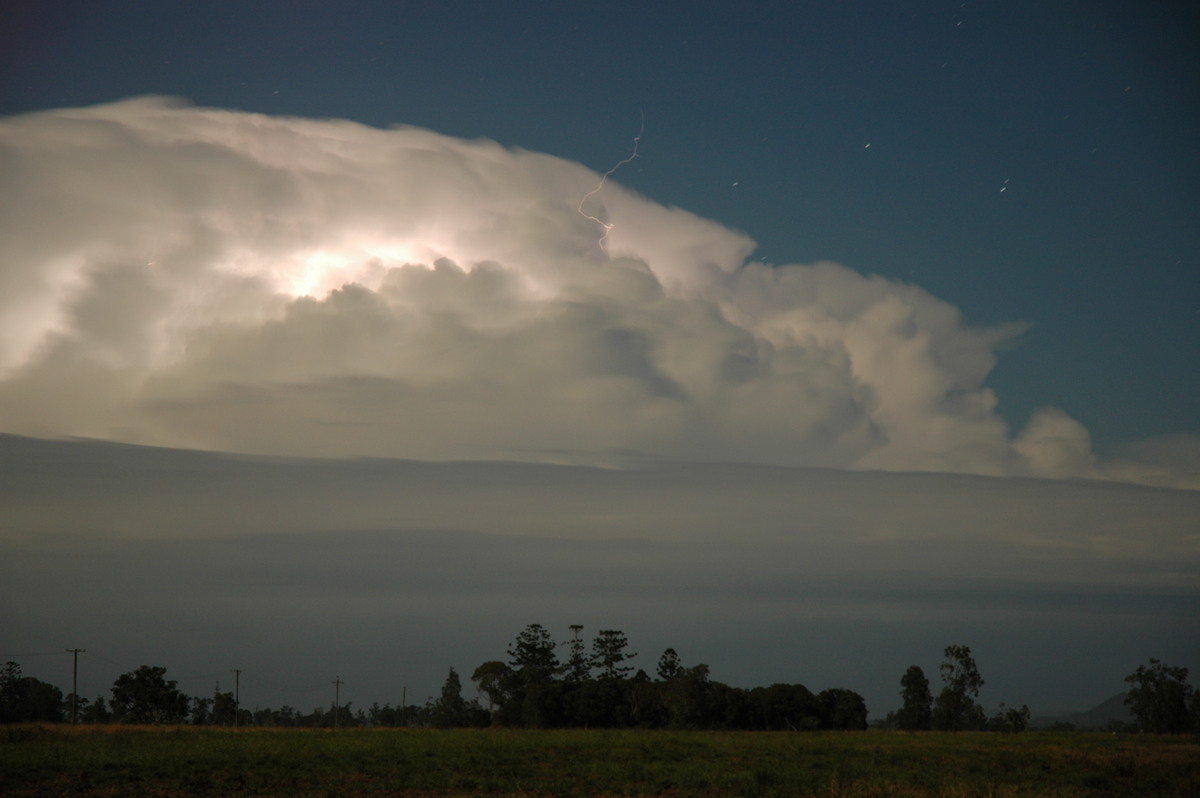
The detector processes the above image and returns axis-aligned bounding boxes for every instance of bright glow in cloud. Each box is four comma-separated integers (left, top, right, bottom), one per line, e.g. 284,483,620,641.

0,98,1193,487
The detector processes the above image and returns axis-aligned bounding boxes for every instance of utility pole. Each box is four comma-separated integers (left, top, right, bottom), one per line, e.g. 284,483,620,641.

230,669,243,728
66,649,85,725
332,677,343,729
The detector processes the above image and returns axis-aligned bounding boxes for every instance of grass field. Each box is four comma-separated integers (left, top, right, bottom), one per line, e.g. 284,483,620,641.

2,725,1197,797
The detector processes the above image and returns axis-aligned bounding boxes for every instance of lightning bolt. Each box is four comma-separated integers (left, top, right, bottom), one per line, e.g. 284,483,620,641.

578,111,644,251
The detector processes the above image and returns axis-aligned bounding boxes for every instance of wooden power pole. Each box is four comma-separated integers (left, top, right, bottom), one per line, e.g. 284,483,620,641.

66,648,85,725
230,669,243,728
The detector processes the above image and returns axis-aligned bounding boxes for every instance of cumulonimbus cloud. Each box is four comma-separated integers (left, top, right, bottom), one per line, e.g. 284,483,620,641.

0,97,1192,487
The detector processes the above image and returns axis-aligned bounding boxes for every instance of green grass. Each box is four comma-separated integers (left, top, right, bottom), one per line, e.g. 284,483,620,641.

2,725,1197,797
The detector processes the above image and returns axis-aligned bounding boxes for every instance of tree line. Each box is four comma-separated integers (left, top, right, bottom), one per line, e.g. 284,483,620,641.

3,629,1197,733
463,624,866,730
873,645,1031,732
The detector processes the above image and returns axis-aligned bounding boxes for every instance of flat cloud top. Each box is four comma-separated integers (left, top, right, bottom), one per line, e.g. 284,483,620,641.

0,98,1195,487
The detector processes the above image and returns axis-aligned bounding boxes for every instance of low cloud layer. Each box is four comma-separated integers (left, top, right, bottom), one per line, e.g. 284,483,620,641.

3,435,1197,715
0,98,1193,486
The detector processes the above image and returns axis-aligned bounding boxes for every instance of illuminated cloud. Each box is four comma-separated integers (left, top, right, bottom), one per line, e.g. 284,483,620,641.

0,98,1192,487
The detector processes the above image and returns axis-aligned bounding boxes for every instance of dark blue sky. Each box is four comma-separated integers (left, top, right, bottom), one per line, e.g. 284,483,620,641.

2,0,1196,451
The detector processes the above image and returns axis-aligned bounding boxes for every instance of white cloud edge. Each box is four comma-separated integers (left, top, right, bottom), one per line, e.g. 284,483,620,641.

0,97,1195,489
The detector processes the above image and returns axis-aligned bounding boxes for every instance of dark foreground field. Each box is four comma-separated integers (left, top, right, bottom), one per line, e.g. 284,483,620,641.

2,725,1197,797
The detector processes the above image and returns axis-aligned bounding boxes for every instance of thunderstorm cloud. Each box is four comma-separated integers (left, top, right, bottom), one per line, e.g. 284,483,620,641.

2,99,1198,714
0,97,1192,488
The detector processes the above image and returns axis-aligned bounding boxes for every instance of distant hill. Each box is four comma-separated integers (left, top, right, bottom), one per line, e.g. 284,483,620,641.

1032,693,1133,730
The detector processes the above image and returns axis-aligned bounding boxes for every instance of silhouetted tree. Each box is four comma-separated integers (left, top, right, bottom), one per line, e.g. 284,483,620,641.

656,648,683,681
818,688,868,730
311,702,357,728
591,629,636,680
1124,658,1196,733
211,690,238,726
251,707,279,727
564,624,592,683
748,683,820,730
471,660,511,723
504,624,562,726
565,676,632,727
706,681,754,729
431,667,469,728
663,663,712,728
626,670,660,727
82,694,110,724
932,645,985,731
110,665,189,724
271,705,302,727
507,624,559,681
470,625,882,731
0,662,64,723
63,693,90,723
986,703,1031,732
366,702,394,727
898,665,932,730
191,696,212,726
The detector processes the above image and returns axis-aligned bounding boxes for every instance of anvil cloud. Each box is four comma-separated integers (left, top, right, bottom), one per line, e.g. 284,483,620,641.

3,98,1188,486
2,99,1197,718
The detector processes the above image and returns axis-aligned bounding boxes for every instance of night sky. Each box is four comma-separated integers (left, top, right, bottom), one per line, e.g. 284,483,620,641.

1,1,1196,719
